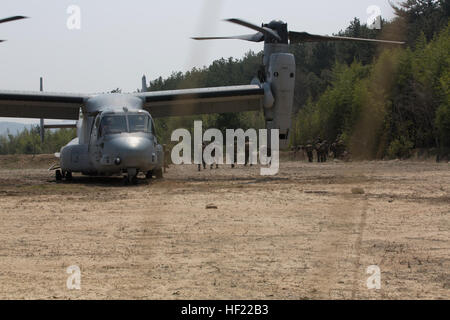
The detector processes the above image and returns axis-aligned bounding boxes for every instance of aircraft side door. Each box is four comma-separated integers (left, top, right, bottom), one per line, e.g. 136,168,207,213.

90,115,102,163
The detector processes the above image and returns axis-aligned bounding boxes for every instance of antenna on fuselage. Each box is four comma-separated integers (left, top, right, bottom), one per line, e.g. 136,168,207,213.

141,75,147,93
40,77,45,143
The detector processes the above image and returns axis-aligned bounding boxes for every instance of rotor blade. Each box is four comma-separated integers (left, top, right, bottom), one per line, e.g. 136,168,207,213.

0,16,28,25
192,32,264,42
289,31,405,45
225,18,281,41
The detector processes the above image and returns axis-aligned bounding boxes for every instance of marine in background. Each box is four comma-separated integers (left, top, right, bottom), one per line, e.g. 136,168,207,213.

163,144,171,173
231,137,238,168
305,141,314,162
315,137,323,163
331,137,346,159
198,142,207,171
210,146,219,169
319,140,328,162
245,140,254,166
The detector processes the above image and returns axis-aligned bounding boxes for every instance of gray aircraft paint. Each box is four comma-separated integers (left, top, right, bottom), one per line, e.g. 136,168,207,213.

59,94,163,180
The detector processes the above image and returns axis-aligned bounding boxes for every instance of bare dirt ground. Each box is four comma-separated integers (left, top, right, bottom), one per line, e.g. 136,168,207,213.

0,154,448,299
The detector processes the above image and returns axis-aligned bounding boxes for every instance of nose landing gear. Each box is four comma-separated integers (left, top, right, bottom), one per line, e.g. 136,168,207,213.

154,168,163,179
65,171,73,181
125,168,138,185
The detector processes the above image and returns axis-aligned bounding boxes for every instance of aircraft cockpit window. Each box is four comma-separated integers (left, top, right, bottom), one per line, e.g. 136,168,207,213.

99,115,127,136
128,114,151,133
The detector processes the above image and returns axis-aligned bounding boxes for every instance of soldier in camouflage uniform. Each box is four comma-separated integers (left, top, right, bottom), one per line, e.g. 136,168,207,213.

305,141,314,162
334,137,346,159
210,146,218,169
231,137,238,168
315,137,323,162
245,140,251,166
330,140,337,159
198,142,207,171
163,144,171,173
319,140,328,162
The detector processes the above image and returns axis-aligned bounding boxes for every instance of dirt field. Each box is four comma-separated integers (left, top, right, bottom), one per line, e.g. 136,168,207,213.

0,154,448,299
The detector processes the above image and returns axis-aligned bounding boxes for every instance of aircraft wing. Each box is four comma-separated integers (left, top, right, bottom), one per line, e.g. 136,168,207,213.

0,90,88,120
135,85,265,118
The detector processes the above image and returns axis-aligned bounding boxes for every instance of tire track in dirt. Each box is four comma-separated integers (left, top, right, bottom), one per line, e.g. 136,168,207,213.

301,194,367,299
351,200,369,299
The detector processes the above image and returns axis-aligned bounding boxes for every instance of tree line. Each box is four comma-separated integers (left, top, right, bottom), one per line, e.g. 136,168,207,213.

291,0,449,159
0,127,76,155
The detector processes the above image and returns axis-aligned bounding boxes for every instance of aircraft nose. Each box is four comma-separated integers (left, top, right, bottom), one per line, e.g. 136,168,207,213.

122,136,151,152
106,136,154,167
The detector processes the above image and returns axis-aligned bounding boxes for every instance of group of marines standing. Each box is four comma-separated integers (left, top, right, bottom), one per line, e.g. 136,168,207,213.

161,136,347,174
295,136,346,162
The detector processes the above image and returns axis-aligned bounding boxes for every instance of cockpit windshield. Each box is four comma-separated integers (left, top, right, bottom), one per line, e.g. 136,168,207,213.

98,113,152,137
99,115,127,136
128,114,151,133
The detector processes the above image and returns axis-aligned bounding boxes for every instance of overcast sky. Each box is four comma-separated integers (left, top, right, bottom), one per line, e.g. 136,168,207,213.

1,0,399,124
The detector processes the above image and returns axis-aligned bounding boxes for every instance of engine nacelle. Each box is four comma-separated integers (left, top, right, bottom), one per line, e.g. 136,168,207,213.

264,53,296,149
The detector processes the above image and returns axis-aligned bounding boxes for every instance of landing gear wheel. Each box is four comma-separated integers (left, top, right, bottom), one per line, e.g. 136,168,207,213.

65,171,73,181
127,174,138,185
123,174,138,185
154,168,163,179
55,170,62,181
124,168,138,185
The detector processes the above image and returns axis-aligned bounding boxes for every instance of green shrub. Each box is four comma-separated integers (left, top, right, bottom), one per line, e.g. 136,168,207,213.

387,137,414,159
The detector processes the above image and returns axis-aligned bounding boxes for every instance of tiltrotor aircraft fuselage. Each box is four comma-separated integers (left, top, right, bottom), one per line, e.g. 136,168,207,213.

59,94,164,183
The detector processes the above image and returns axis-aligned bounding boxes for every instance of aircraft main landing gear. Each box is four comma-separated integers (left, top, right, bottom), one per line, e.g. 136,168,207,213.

64,171,73,181
55,170,62,181
154,168,163,179
145,168,163,180
56,170,73,182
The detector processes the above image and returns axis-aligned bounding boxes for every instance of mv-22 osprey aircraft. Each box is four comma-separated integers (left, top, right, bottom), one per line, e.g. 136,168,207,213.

0,17,404,183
